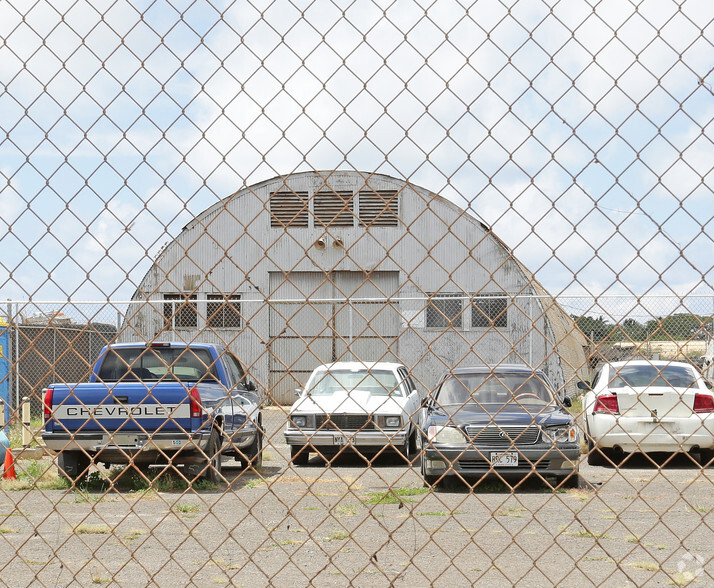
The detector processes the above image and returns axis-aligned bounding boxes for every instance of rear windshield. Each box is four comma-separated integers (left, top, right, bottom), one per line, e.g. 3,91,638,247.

436,372,554,407
609,364,696,389
306,369,401,397
97,347,218,383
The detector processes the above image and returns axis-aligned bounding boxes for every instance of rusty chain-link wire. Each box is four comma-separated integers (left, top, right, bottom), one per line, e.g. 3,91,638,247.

1,0,713,586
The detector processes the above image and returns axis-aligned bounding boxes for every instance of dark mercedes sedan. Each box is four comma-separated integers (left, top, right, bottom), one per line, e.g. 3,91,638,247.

419,365,580,487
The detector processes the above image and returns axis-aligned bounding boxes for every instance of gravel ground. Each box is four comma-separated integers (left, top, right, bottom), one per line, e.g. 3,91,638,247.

0,406,712,587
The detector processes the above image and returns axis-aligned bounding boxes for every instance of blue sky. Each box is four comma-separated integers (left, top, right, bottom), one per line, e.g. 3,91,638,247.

1,0,712,307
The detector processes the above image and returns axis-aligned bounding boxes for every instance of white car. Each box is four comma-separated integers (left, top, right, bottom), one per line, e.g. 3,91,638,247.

581,360,714,466
284,362,421,465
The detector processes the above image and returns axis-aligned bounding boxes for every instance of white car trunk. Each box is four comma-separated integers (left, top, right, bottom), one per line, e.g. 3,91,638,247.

616,387,696,419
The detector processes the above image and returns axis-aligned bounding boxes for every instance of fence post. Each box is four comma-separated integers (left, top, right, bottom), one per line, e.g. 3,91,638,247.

22,396,31,447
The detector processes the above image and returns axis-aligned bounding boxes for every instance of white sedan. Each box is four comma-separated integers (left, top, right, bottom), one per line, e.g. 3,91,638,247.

581,360,714,466
284,362,421,465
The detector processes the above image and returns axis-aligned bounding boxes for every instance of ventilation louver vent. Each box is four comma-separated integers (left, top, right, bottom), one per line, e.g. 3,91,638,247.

359,191,399,226
314,191,355,227
270,191,309,227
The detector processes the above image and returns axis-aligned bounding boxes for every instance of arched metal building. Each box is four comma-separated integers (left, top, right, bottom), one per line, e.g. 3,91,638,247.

121,171,587,404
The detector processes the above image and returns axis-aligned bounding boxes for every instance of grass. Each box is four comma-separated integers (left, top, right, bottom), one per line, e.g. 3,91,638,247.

0,526,16,534
417,510,465,516
363,487,430,505
122,529,146,541
324,530,350,542
74,523,111,535
334,504,359,516
6,416,44,449
176,502,201,515
628,561,658,572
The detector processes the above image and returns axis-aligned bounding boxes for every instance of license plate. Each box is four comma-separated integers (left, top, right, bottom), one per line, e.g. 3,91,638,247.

110,434,142,447
491,451,518,467
334,435,352,446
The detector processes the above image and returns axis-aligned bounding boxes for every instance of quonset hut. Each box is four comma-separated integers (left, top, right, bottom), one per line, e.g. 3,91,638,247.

121,171,587,404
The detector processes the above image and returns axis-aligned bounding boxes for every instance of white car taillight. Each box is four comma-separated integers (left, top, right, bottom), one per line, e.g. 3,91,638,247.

593,394,619,414
693,394,714,413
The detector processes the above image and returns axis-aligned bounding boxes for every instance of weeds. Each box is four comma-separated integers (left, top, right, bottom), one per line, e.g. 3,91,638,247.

363,487,429,505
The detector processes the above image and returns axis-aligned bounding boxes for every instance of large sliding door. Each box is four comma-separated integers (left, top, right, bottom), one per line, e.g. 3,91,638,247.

268,271,400,404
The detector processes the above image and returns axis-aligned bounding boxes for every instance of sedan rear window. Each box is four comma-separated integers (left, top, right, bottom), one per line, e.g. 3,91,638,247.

437,373,554,406
609,364,696,389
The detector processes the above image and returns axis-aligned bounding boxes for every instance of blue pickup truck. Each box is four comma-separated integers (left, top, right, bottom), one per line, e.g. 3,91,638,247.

42,342,263,484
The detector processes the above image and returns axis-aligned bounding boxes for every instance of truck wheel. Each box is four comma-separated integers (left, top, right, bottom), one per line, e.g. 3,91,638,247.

290,445,309,466
240,432,263,471
57,452,90,483
204,428,223,485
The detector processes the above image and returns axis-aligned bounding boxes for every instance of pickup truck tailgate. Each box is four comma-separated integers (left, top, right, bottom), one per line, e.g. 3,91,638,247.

47,382,196,432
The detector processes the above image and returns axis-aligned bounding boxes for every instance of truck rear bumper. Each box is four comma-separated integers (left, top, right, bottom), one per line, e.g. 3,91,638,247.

42,431,212,465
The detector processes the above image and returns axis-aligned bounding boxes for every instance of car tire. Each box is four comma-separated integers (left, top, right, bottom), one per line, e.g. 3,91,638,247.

700,448,714,467
240,430,263,471
587,440,608,467
57,451,90,483
203,427,223,485
290,445,310,466
559,473,580,488
399,430,411,463
420,454,438,487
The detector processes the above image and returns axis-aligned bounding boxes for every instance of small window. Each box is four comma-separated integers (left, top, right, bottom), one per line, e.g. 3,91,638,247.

472,294,508,328
207,294,241,329
426,294,463,328
163,294,197,329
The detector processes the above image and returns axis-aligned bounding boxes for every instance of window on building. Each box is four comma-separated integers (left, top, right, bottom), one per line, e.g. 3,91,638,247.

163,294,197,329
426,294,463,328
207,294,242,329
472,294,508,328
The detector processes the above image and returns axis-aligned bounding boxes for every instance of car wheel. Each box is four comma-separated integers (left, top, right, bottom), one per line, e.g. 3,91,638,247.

398,431,411,463
700,448,714,467
408,429,418,461
290,445,310,466
587,437,607,467
203,427,223,485
57,451,90,483
559,473,580,488
239,431,263,471
420,454,438,487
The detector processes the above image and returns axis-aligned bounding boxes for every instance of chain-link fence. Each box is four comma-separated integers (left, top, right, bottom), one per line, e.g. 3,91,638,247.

1,0,713,586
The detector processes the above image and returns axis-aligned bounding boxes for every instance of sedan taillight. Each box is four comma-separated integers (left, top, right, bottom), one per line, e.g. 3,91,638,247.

43,388,53,422
593,394,619,414
693,394,714,413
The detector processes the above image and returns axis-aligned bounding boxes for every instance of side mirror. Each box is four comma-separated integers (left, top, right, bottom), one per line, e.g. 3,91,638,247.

561,396,572,408
577,381,591,391
245,381,256,391
293,387,304,397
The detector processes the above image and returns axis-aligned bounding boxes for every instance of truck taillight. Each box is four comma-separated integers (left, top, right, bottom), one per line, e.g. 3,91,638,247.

593,394,619,414
189,387,202,418
43,388,53,422
694,394,714,413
